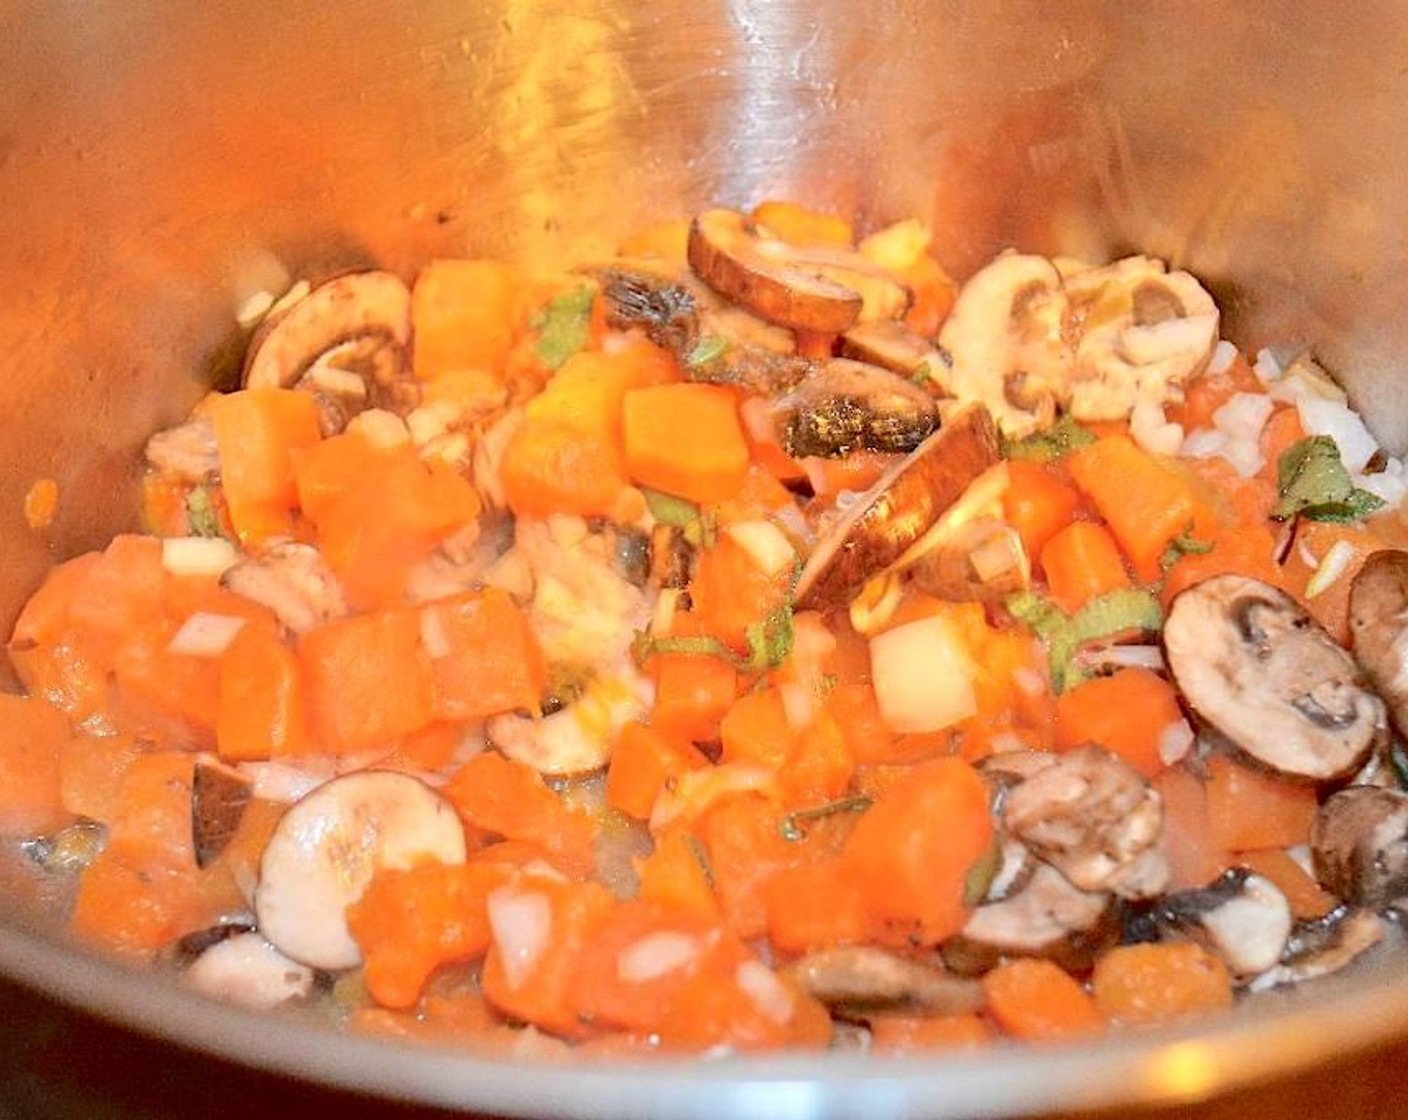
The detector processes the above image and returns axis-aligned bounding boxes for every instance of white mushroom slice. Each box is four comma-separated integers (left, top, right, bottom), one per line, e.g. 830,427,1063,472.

770,359,938,457
689,209,906,334
1063,256,1219,421
243,270,412,390
1002,745,1167,899
221,541,349,635
1248,907,1385,992
938,253,1074,438
1311,785,1408,907
254,771,467,970
786,946,985,1014
1164,574,1385,780
144,416,220,483
1134,868,1292,979
1349,549,1408,738
487,667,651,776
795,404,1000,611
945,862,1115,975
184,932,315,1011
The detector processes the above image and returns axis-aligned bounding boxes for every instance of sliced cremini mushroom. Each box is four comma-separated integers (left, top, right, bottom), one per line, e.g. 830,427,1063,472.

786,946,985,1015
795,404,1000,611
144,416,220,483
943,863,1117,976
1061,255,1219,422
221,541,349,635
1002,744,1167,899
840,320,950,391
1127,867,1293,979
1311,785,1408,907
938,253,1074,439
183,931,316,1011
243,270,412,392
769,359,938,458
1349,549,1408,737
597,263,810,395
486,666,652,776
254,771,467,970
687,209,910,333
192,756,253,869
1248,906,1385,992
1164,574,1386,780
907,517,1030,604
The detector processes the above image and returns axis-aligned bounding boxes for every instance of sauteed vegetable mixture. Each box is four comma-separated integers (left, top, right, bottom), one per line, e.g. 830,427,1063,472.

9,202,1408,1055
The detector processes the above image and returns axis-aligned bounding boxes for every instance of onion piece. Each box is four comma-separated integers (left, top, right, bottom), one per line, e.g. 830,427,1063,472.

869,614,977,734
735,960,793,1024
617,932,702,984
167,612,247,658
1208,340,1238,375
724,520,796,578
1297,397,1380,473
346,408,410,449
419,609,452,660
1305,538,1357,600
1158,718,1195,766
487,887,552,990
161,536,239,578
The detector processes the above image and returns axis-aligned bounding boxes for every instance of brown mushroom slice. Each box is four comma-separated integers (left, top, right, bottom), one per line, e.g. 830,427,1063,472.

221,541,349,636
242,270,412,391
943,862,1117,976
937,252,1074,439
144,416,220,483
1128,867,1293,979
1002,744,1167,899
1349,549,1408,737
192,756,253,870
787,946,985,1015
796,404,1000,611
840,320,950,391
907,516,1030,604
183,931,316,1011
254,771,467,970
688,209,880,334
1311,785,1408,907
770,359,938,458
1062,255,1219,422
1164,574,1385,780
1248,906,1385,993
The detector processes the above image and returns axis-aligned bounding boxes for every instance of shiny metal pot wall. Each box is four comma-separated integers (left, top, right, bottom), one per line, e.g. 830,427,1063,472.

1,1,1407,1115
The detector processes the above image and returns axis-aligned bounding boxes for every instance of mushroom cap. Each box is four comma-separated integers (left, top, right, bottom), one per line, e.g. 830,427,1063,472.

1349,548,1408,737
1311,784,1408,907
1164,574,1385,780
243,270,412,391
794,404,1000,611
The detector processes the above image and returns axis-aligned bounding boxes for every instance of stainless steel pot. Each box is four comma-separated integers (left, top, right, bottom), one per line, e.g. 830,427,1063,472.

3,2,1408,1115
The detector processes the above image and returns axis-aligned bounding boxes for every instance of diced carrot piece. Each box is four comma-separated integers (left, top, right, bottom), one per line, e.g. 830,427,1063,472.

634,828,722,924
217,625,312,761
65,535,167,666
842,757,993,946
606,721,709,822
1280,520,1383,646
411,259,523,380
347,861,512,1009
1161,524,1284,608
1039,521,1131,614
622,383,751,505
422,589,546,723
9,552,101,651
292,430,395,525
1003,461,1081,561
719,688,794,770
103,752,199,873
1153,764,1228,891
299,608,435,754
869,1013,995,1053
654,960,831,1053
750,200,854,247
798,451,896,498
1068,435,1209,582
70,854,221,958
1234,848,1336,919
110,625,222,751
1205,753,1317,852
762,858,868,954
825,682,894,766
689,535,791,653
1053,668,1185,778
384,721,465,774
1167,352,1262,431
982,958,1104,1042
500,421,630,518
0,693,71,834
649,653,738,743
617,218,692,264
897,252,959,338
442,751,599,878
1091,942,1233,1028
696,793,799,941
210,388,322,545
59,733,146,824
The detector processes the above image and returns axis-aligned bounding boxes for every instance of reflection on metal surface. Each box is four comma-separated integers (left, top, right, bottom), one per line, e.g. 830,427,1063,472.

1142,1040,1223,1102
3,0,1408,1113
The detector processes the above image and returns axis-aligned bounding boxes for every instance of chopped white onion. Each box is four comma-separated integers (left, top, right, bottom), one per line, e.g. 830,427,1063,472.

772,500,815,549
487,888,553,990
1080,644,1166,672
235,289,277,330
482,550,534,599
166,612,247,658
650,588,680,639
617,932,702,984
1297,397,1379,472
419,610,452,661
735,960,793,1024
239,758,334,802
161,536,239,578
1013,666,1047,697
724,520,796,578
989,731,1028,755
1158,718,1195,766
347,408,410,449
1180,428,1229,459
1207,339,1238,375
1357,467,1408,507
303,363,369,400
739,395,776,447
1305,538,1357,600
869,614,977,734
1253,347,1283,383
1129,399,1184,457
778,681,814,731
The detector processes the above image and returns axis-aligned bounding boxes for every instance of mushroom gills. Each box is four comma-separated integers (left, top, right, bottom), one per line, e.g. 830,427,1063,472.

221,541,349,635
1247,906,1386,992
770,359,938,458
1163,574,1385,780
786,946,984,1015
